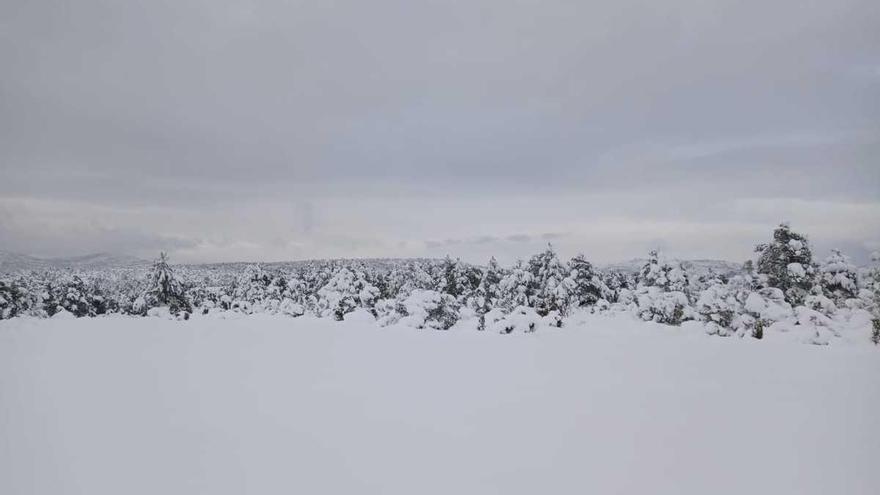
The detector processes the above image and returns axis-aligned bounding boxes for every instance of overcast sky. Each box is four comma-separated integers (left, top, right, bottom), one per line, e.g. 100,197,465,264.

1,0,878,265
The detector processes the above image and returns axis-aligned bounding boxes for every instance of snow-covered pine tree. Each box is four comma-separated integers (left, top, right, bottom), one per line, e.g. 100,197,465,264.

633,250,692,325
231,264,282,313
0,278,31,319
818,249,859,306
393,261,435,297
527,245,574,321
638,250,689,292
53,275,94,317
471,256,503,330
601,270,632,303
568,254,607,308
278,272,307,317
137,252,191,316
755,223,816,306
436,256,479,303
695,276,740,336
499,260,534,311
866,252,880,344
398,289,460,330
317,266,380,320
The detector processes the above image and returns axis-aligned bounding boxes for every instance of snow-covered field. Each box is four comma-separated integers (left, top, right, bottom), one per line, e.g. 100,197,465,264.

1,314,878,495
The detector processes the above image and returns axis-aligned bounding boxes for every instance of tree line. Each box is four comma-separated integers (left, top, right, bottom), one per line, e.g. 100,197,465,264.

1,224,879,344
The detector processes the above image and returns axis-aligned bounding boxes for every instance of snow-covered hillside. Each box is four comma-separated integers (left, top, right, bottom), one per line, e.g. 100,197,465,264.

1,314,877,495
0,251,148,274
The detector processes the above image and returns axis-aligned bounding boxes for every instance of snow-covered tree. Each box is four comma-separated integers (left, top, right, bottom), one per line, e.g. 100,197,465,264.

317,267,380,320
136,252,191,316
499,260,534,311
0,278,32,319
568,254,607,308
55,276,96,317
527,245,574,320
865,252,880,344
470,257,503,330
695,278,740,336
436,256,479,303
601,270,632,303
755,223,816,305
398,289,460,330
818,249,859,306
738,288,793,339
393,261,435,297
633,251,692,325
232,264,272,309
638,250,689,292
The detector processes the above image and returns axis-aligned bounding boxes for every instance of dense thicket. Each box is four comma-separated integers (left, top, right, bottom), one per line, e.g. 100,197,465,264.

2,224,878,344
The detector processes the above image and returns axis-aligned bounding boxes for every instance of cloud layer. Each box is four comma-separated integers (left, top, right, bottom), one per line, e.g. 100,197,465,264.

1,0,878,263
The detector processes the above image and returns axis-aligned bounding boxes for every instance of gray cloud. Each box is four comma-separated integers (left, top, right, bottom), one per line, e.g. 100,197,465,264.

1,0,878,263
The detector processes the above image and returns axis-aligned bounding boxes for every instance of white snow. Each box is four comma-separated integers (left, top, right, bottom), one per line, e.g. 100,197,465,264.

787,262,806,278
1,314,878,495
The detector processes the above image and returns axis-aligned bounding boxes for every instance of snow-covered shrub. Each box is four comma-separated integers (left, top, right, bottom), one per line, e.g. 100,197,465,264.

398,289,459,330
793,306,837,345
755,223,816,305
374,297,405,327
317,267,380,320
488,306,541,334
804,286,836,317
818,249,859,305
633,251,693,325
635,286,691,325
483,307,507,332
736,288,793,339
436,256,480,303
233,265,270,304
48,275,105,317
0,278,32,319
498,260,534,311
278,298,305,317
601,270,633,303
638,250,689,293
696,281,740,336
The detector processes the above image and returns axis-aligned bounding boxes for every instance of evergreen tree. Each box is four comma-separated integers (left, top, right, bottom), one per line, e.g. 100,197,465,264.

866,252,880,344
471,257,503,330
317,267,380,320
568,254,607,307
0,278,30,319
601,270,632,303
527,245,574,319
755,223,816,305
234,265,271,304
638,250,689,292
436,256,478,303
695,277,740,335
53,275,93,317
137,252,191,316
818,249,859,305
634,250,691,325
399,289,460,330
499,260,534,311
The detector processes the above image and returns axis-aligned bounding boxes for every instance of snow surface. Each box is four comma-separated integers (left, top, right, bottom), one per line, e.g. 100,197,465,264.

1,314,878,495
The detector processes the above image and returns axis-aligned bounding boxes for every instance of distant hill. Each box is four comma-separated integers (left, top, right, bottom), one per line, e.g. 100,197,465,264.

0,252,149,274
